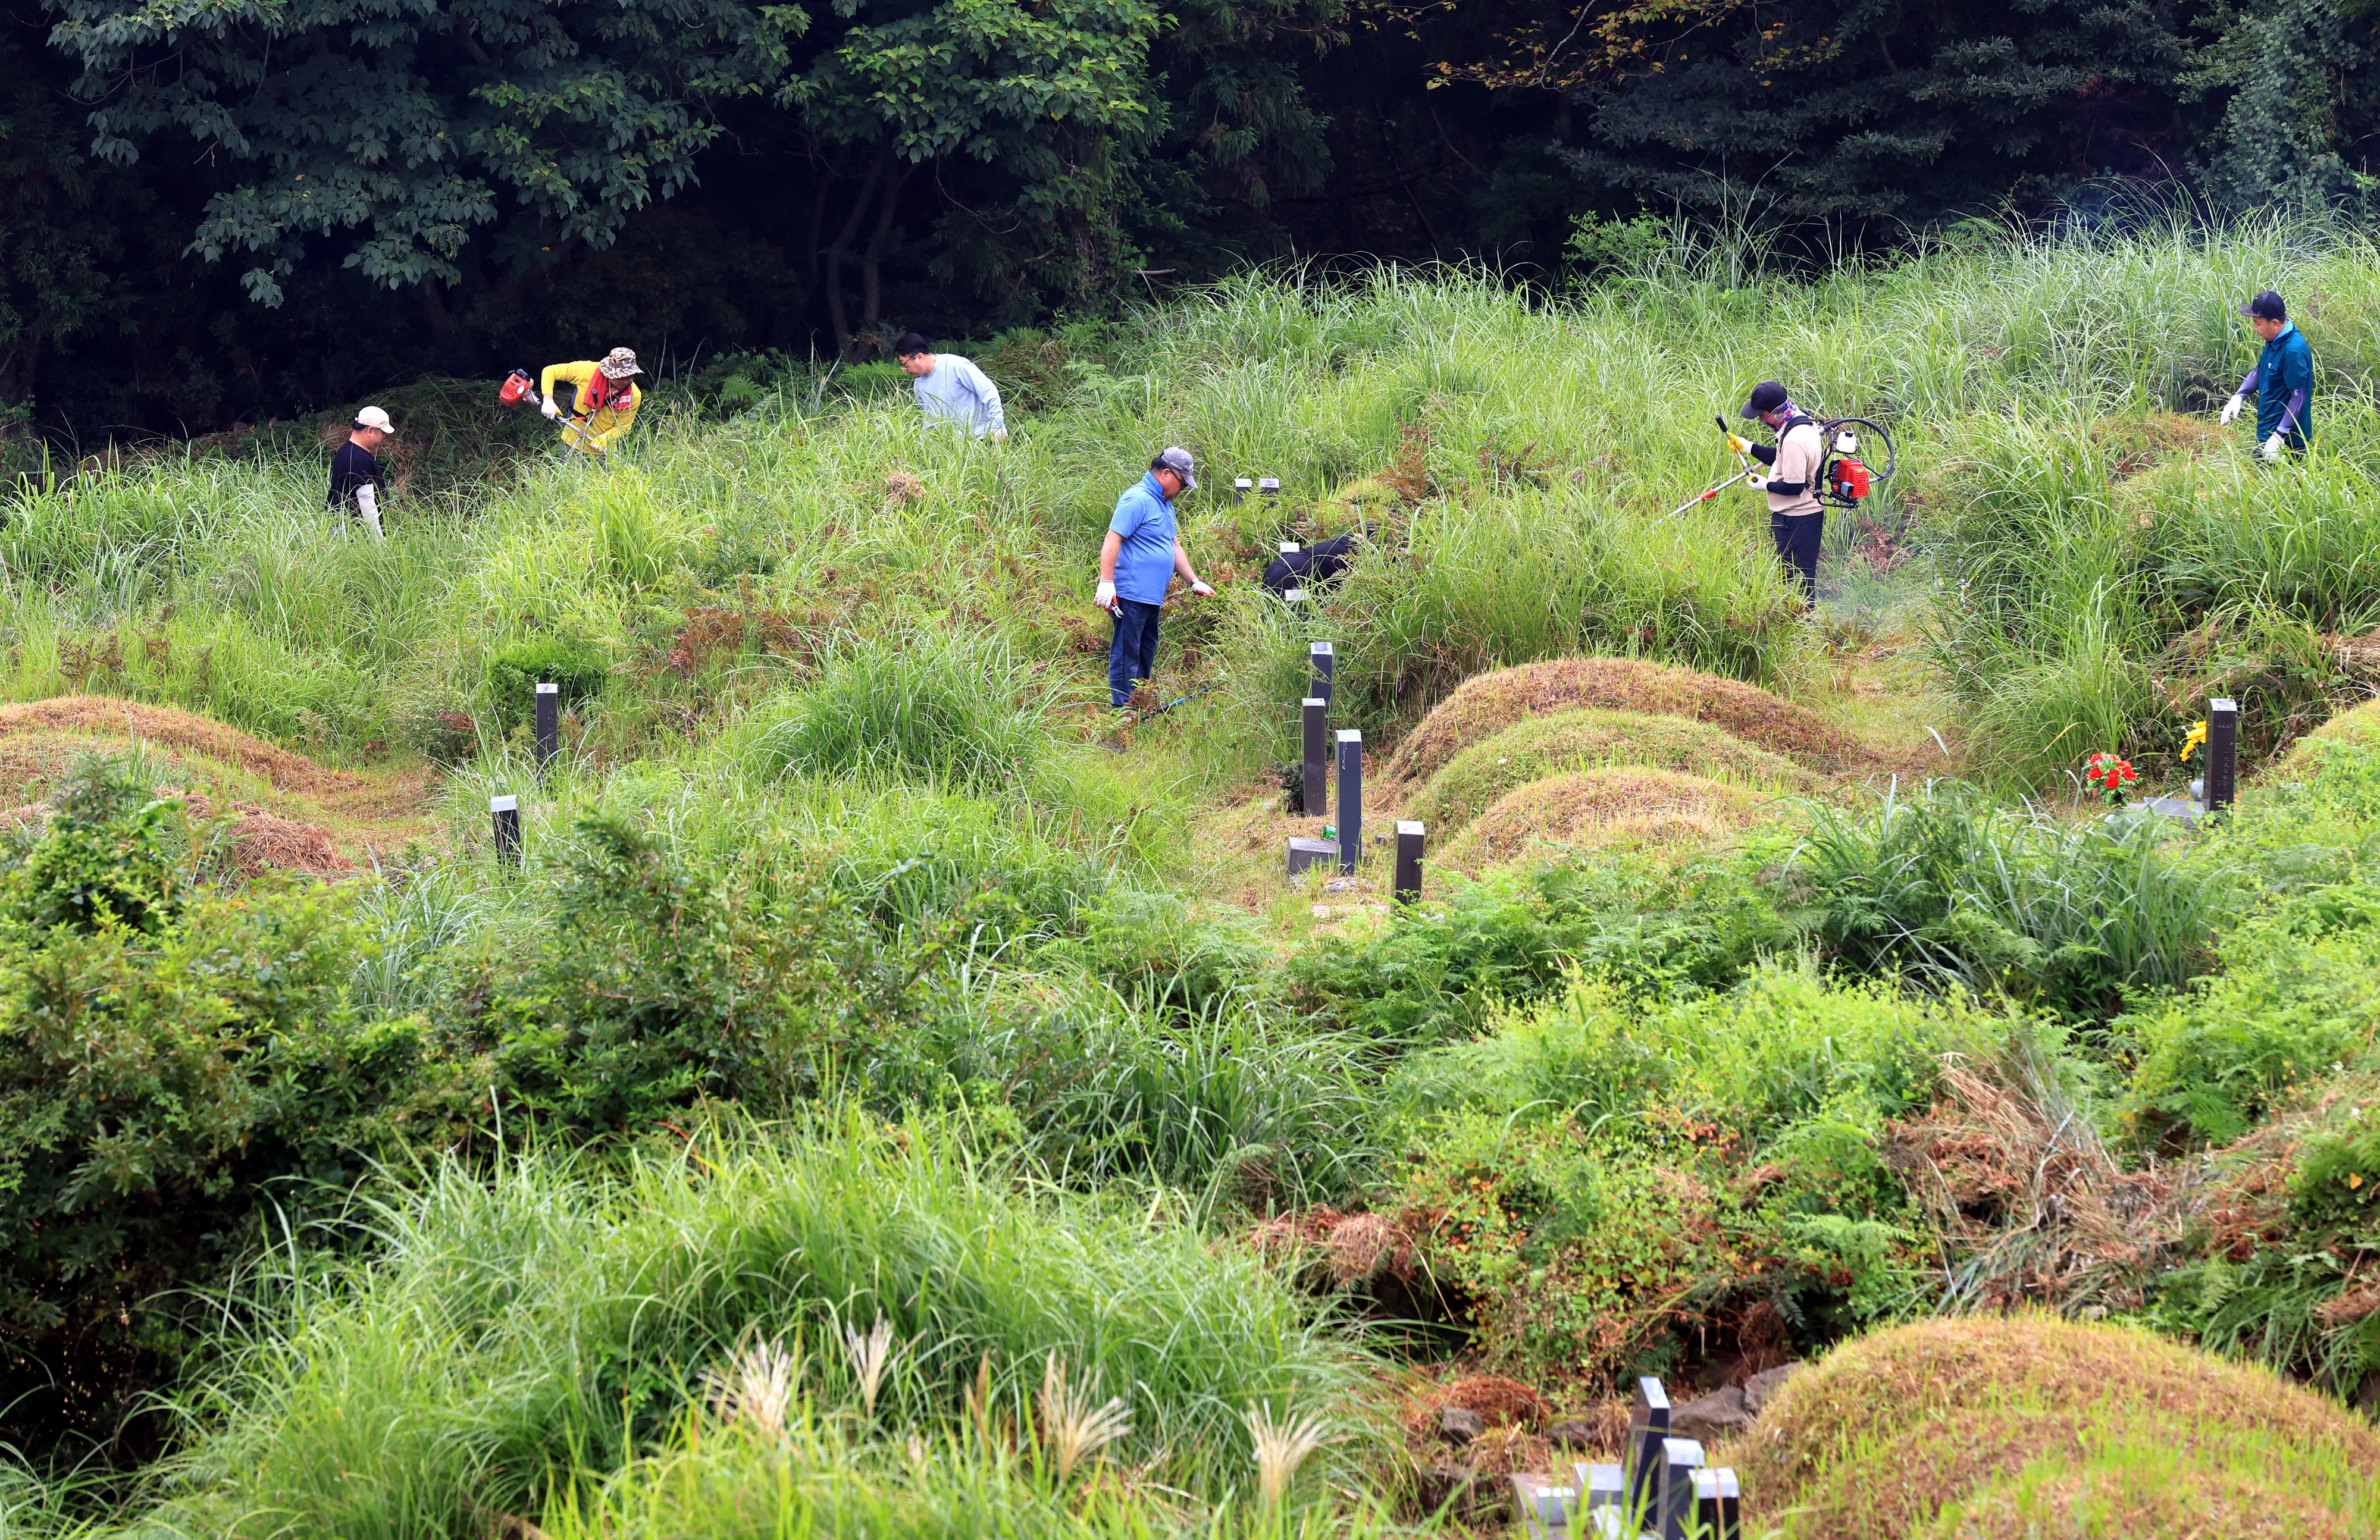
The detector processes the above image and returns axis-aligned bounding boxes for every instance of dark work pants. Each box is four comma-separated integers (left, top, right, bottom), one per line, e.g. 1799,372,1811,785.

1771,511,1824,609
1108,598,1163,707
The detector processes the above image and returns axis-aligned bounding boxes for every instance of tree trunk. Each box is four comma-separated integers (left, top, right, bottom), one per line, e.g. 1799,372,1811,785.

823,143,891,362
859,160,914,343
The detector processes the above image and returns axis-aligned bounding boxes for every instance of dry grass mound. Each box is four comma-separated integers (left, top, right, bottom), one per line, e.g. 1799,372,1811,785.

1406,708,1818,833
1382,657,1848,788
0,793,355,877
1436,768,1759,873
1748,1314,2380,1539
0,697,371,794
2272,695,2380,780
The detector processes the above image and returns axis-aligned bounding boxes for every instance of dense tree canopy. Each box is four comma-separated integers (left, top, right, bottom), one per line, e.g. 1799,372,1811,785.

2,0,2375,438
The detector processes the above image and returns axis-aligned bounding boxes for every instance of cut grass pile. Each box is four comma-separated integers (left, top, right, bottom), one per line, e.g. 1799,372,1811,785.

1403,707,1819,833
1748,1313,2380,1539
0,695,381,794
1433,767,1762,872
1381,657,1850,790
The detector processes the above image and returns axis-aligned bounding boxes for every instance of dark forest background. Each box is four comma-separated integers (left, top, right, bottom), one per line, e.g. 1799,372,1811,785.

2,0,2375,446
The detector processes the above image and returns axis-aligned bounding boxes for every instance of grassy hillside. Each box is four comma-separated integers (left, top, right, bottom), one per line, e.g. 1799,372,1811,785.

2,215,2379,1538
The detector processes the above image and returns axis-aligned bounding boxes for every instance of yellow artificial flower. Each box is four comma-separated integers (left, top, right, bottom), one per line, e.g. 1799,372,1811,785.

2179,720,2208,763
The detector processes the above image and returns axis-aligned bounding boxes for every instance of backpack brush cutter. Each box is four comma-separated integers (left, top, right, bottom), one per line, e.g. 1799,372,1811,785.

1660,412,1897,522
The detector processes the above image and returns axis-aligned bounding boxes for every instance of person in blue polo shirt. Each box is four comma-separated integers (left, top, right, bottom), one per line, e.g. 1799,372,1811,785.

2219,290,2314,460
1095,447,1214,709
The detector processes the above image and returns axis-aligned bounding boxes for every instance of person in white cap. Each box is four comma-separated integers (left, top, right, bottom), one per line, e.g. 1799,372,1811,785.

328,406,393,538
538,347,644,456
1097,447,1213,709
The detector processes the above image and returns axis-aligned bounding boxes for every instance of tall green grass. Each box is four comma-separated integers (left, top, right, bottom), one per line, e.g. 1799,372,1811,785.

1788,782,2248,1020
136,1116,1374,1540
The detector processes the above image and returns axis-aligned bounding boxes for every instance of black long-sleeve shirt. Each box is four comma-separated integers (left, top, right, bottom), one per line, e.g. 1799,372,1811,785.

328,441,380,510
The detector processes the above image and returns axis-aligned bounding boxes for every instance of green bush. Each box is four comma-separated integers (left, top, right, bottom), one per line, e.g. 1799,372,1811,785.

485,633,611,730
1370,967,1979,1378
2119,895,2380,1149
1285,858,1791,1046
8,757,208,934
2294,1105,2380,1237
0,778,482,1448
487,815,966,1135
902,987,1389,1206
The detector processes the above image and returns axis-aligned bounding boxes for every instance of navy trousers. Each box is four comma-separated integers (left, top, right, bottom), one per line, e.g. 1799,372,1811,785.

1772,512,1824,609
1108,598,1163,707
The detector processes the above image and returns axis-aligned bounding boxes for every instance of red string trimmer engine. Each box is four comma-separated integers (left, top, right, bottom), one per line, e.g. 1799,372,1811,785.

1815,418,1891,509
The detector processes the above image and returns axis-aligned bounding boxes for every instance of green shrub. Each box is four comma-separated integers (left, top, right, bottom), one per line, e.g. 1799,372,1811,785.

1393,966,1969,1144
0,780,482,1448
1285,858,1791,1046
485,633,611,730
2293,1103,2380,1236
1370,967,1977,1378
6,756,203,934
2119,896,2380,1148
488,815,966,1135
905,987,1389,1206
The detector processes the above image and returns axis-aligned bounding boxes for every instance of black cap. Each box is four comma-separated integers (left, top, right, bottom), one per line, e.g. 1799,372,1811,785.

2240,291,2285,321
1739,381,1789,420
893,331,930,356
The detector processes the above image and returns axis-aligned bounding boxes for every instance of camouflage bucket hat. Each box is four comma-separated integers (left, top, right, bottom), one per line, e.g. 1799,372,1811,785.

598,347,644,380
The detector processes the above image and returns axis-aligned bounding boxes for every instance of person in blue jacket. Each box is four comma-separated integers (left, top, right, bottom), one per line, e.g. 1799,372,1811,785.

2219,291,2314,460
1095,447,1214,709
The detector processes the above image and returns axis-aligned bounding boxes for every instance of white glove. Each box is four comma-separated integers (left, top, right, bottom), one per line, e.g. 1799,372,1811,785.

1189,579,1214,597
1095,579,1117,610
540,397,560,419
354,482,384,539
1746,473,1770,491
990,429,1009,444
2262,432,2285,462
2219,394,2244,425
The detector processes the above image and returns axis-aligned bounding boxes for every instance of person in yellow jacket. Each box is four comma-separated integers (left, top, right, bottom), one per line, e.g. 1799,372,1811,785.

538,347,644,456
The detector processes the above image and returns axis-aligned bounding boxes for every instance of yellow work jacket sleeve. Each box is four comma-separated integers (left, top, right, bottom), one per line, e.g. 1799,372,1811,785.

538,362,641,452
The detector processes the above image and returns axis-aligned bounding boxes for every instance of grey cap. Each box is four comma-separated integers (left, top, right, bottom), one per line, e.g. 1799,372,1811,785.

1154,446,1197,490
2240,290,2285,321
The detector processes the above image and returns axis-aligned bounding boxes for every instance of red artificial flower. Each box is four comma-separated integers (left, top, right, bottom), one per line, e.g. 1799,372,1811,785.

2084,752,2136,793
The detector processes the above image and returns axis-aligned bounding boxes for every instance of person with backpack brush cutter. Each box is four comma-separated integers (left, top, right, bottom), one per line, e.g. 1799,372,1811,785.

533,348,644,457
2219,291,2313,460
327,405,394,539
1096,447,1214,710
1728,380,1826,610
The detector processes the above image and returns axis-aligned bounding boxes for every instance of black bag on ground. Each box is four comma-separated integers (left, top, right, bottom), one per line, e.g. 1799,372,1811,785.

1261,534,1359,597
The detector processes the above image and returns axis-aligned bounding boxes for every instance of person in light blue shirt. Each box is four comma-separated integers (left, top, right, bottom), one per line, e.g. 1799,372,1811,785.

2218,291,2313,460
1096,447,1213,709
894,332,1007,440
